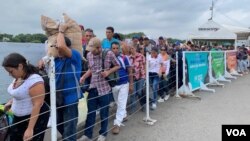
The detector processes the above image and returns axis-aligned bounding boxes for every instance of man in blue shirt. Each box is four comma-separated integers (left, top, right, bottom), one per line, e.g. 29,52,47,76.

102,26,120,51
110,42,134,134
54,24,83,141
102,26,120,107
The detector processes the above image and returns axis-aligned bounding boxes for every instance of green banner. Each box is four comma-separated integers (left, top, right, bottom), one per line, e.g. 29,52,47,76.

211,52,225,79
185,52,209,90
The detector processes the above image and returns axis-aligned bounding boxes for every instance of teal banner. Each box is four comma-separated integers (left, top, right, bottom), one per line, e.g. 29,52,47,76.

185,52,209,90
211,52,225,79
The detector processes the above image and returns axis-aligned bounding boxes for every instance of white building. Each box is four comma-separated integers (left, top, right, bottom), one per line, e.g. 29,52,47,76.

189,20,250,48
222,24,250,47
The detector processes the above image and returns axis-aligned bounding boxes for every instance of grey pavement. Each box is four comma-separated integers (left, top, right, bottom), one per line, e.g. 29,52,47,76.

107,74,250,141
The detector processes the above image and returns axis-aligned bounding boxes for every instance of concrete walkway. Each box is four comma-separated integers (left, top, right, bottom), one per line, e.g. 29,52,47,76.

107,74,250,141
45,74,250,141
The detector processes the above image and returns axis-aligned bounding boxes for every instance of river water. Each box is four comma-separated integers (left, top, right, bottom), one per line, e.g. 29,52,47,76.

0,42,45,104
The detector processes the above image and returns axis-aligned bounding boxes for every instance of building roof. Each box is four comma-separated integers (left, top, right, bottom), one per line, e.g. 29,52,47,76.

222,24,250,34
189,20,237,40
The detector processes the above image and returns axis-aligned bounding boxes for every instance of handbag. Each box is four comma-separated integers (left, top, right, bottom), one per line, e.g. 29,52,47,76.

0,113,8,141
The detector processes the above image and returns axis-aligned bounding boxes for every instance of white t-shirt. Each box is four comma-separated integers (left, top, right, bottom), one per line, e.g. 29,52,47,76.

8,74,44,117
147,55,161,73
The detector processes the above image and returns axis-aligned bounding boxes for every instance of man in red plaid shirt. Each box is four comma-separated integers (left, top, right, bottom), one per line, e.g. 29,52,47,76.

79,37,120,141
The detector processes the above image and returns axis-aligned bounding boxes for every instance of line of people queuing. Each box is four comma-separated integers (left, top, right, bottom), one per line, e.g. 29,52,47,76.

1,24,175,141
78,26,175,141
2,23,249,141
2,24,178,141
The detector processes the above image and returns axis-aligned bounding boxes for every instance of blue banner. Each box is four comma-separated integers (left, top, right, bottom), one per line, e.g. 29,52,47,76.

185,52,209,90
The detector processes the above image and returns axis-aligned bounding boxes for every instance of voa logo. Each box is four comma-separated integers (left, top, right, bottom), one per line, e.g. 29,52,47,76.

226,129,246,136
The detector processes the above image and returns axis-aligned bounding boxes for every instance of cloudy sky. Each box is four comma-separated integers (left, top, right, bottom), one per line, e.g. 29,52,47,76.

0,0,250,39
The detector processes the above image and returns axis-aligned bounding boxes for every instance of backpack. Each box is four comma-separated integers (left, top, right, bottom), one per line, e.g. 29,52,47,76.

81,59,91,93
102,50,120,87
243,52,248,60
38,69,51,105
0,114,8,141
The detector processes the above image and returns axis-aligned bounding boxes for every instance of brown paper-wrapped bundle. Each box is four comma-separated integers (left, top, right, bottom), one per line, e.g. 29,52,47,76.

41,13,83,58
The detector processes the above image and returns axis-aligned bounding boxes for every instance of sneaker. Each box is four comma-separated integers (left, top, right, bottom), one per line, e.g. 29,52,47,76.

151,103,157,110
164,95,170,101
157,97,164,103
112,125,120,134
122,116,128,122
77,135,91,141
97,135,106,141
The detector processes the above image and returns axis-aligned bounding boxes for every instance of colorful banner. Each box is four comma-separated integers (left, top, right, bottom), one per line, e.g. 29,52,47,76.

185,52,209,90
226,51,237,73
211,52,225,79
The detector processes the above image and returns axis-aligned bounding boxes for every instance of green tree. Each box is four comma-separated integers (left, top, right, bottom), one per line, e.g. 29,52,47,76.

8,33,47,43
113,32,145,41
0,33,13,41
167,38,185,44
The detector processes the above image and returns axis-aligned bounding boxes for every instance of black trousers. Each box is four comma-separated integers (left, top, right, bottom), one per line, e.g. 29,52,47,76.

9,104,49,141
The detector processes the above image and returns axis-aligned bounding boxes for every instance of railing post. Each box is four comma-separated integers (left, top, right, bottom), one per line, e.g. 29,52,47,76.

146,52,150,120
49,57,57,141
176,52,180,97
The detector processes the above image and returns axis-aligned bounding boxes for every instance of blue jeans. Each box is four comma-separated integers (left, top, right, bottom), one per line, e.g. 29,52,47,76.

84,88,110,139
130,78,145,113
149,73,159,104
57,103,78,141
159,76,169,98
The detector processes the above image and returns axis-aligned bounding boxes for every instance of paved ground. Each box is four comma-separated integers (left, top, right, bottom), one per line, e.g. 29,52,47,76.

45,74,250,141
107,74,250,141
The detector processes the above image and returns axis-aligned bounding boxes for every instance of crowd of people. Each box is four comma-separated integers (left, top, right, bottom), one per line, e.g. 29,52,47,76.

1,23,250,141
78,26,176,141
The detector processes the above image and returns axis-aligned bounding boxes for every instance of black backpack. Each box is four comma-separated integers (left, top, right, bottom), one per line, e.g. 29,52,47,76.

102,50,120,87
38,69,51,105
0,110,8,141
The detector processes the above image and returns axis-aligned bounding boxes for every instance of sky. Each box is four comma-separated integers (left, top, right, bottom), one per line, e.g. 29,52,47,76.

0,0,250,39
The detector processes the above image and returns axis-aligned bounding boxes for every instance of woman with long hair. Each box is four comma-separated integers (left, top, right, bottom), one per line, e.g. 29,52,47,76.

158,46,171,102
2,53,49,141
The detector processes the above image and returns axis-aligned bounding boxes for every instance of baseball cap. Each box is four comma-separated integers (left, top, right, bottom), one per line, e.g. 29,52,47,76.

86,37,101,52
132,35,139,40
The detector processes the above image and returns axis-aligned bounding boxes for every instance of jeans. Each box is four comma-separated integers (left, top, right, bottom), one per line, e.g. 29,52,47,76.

158,76,169,99
57,103,78,141
112,83,129,126
149,73,159,104
130,79,145,113
84,88,110,139
238,60,248,73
